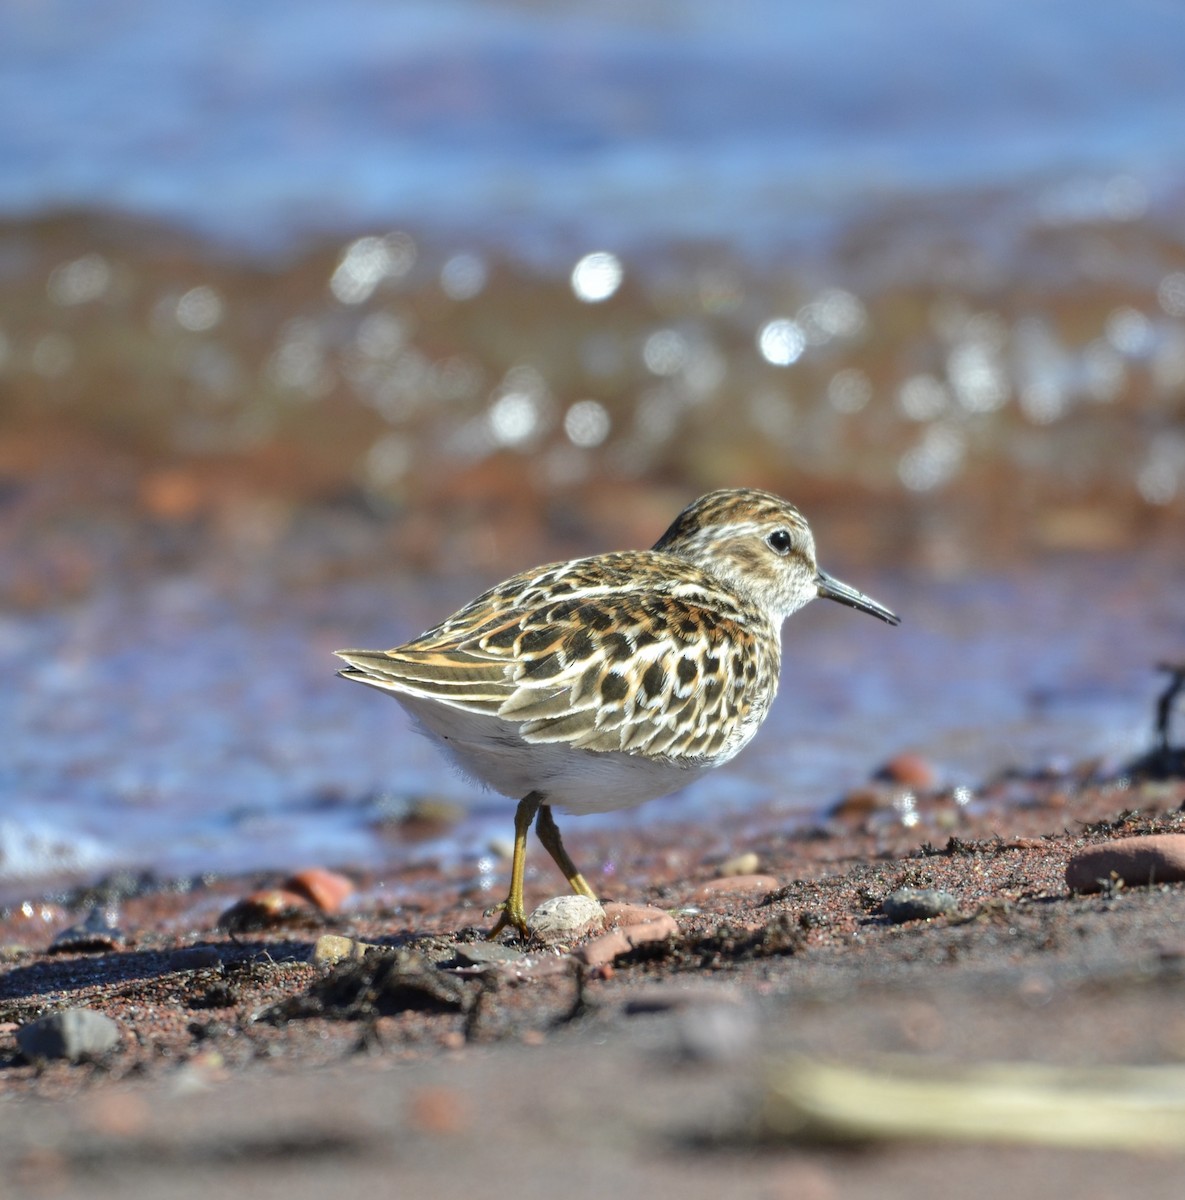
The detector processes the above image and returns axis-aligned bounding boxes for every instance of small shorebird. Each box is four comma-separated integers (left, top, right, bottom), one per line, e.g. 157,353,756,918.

337,488,899,937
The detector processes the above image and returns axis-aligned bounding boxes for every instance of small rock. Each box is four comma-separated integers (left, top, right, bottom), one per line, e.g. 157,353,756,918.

674,1001,757,1064
451,942,526,967
1066,834,1185,893
877,753,938,790
310,934,378,964
283,868,354,914
217,888,312,932
693,874,780,899
528,894,605,941
383,795,465,841
407,1086,467,1135
574,911,679,968
602,902,674,927
48,907,123,954
266,949,473,1020
17,1009,122,1063
487,837,515,860
717,851,760,877
881,888,960,923
172,945,223,970
830,785,890,820
574,930,632,969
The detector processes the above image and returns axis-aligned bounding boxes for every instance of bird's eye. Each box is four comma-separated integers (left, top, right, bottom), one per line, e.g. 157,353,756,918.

766,528,794,555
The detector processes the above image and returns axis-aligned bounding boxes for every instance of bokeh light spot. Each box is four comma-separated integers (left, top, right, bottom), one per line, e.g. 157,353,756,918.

1105,307,1153,357
898,374,950,421
798,288,867,345
757,319,805,366
364,433,412,488
488,392,539,447
563,399,610,448
441,253,488,301
32,333,74,378
898,426,966,491
642,329,688,376
175,286,223,332
1136,435,1185,505
571,252,622,303
1157,272,1185,318
827,367,872,413
330,233,416,305
48,254,111,306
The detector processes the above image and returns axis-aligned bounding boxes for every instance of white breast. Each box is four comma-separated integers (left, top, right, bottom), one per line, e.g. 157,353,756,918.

392,693,720,815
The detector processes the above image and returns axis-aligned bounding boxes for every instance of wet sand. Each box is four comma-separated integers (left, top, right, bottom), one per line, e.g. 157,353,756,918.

4,763,1185,1199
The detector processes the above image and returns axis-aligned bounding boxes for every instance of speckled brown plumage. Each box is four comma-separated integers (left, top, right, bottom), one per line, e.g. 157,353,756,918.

338,551,780,763
336,488,899,937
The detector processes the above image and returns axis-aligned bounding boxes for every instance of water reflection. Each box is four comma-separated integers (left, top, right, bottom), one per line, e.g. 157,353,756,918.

48,254,111,306
571,251,623,302
330,233,417,305
2,200,1184,588
757,318,805,366
563,399,610,448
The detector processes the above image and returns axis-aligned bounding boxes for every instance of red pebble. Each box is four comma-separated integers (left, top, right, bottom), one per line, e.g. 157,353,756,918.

282,868,355,914
878,753,938,789
1066,834,1185,893
692,874,781,898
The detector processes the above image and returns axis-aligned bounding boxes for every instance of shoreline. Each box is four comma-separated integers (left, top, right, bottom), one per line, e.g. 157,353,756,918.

4,758,1185,1195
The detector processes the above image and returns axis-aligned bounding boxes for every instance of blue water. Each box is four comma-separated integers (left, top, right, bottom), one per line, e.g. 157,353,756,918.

3,1,1185,894
3,0,1184,255
1,556,1179,892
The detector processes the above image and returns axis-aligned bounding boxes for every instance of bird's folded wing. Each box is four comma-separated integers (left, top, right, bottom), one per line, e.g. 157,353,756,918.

336,588,774,763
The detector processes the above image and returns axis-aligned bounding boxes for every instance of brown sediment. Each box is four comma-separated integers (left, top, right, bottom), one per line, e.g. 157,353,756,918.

2,767,1185,1195
3,208,1185,614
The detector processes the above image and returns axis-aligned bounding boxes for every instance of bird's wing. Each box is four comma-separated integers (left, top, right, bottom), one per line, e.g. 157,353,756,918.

336,554,778,762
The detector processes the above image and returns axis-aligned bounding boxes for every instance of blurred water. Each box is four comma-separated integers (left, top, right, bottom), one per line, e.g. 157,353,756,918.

3,0,1185,255
1,554,1180,891
3,1,1185,895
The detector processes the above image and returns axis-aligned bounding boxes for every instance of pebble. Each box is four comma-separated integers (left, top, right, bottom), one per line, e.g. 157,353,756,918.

574,911,680,969
451,942,526,967
217,888,311,932
602,902,674,927
877,752,938,789
490,954,575,984
48,907,123,954
881,888,961,923
1066,834,1185,893
310,934,378,964
693,874,780,899
717,851,760,877
407,1086,467,1135
382,796,465,841
674,1001,757,1064
283,868,354,914
16,1009,122,1063
527,894,605,941
830,785,890,819
171,944,224,970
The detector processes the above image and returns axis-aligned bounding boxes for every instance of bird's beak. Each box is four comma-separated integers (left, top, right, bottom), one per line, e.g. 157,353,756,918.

815,570,900,625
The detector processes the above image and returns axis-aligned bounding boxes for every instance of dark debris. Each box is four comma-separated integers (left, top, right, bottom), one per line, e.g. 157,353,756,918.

257,949,476,1024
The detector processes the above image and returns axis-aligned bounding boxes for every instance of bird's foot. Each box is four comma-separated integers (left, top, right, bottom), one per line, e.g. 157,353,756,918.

486,899,530,941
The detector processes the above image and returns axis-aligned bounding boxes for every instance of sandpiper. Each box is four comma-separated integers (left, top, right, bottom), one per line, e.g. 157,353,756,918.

337,487,899,937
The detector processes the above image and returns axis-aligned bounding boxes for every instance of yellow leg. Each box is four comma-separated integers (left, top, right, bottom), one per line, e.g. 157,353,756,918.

535,803,598,901
487,792,542,939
